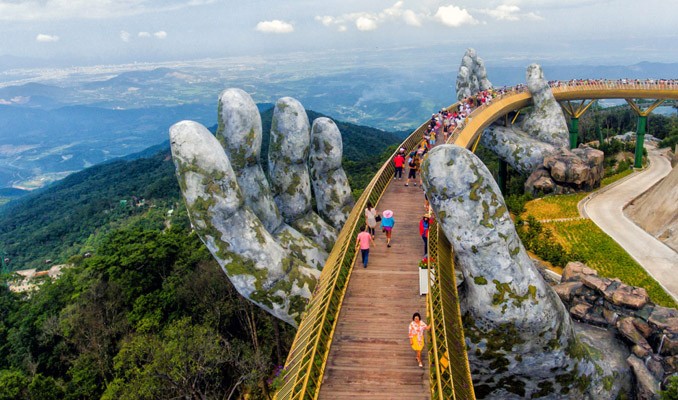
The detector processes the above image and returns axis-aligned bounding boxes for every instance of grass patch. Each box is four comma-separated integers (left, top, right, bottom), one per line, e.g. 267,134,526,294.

523,193,586,220
600,168,634,187
545,219,676,308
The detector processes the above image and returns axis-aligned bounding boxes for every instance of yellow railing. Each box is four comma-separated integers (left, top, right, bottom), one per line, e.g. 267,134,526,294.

277,79,678,400
426,222,475,399
275,105,439,400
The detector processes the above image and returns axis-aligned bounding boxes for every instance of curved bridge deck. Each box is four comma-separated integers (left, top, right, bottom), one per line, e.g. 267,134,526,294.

318,177,429,398
276,80,678,400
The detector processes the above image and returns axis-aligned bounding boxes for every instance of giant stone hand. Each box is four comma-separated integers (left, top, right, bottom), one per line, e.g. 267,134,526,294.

422,146,622,398
170,89,353,326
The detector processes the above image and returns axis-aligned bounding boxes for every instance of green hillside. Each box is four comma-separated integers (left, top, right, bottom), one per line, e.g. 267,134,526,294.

0,110,404,271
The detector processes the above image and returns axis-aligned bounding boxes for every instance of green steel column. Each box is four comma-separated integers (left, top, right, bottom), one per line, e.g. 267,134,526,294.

634,115,647,168
569,118,579,149
498,160,508,195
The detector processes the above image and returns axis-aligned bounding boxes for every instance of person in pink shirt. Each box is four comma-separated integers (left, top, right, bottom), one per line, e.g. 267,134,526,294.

355,225,375,268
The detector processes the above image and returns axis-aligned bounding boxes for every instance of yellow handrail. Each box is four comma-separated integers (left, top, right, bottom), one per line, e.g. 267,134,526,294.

277,79,678,399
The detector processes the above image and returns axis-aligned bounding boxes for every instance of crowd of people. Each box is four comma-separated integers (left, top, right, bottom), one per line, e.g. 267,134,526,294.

354,75,677,370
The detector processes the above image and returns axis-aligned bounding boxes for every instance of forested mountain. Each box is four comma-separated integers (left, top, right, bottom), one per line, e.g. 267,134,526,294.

0,108,405,271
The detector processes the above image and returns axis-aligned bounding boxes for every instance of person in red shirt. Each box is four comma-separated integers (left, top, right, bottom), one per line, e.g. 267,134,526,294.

355,225,375,268
419,214,432,256
393,153,405,180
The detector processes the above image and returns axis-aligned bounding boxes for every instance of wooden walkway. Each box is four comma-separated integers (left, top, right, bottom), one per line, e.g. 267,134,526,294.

319,177,430,399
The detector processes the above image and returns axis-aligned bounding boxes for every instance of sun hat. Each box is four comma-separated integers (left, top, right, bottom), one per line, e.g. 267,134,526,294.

383,210,393,218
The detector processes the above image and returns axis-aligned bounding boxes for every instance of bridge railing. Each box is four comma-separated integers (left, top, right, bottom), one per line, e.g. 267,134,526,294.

275,104,438,400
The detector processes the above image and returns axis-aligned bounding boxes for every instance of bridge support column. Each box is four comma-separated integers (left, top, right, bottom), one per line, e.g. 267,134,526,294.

634,115,647,168
498,160,507,195
560,100,595,149
569,118,579,149
625,98,665,169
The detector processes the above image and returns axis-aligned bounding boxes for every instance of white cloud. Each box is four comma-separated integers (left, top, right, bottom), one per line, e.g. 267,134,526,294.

0,0,215,22
153,30,167,39
434,5,478,27
138,31,151,38
256,20,294,34
316,1,425,32
120,30,131,42
479,4,543,21
402,9,421,27
36,33,59,42
355,16,378,31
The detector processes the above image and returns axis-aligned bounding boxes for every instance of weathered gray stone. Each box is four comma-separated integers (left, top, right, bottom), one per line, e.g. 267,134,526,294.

570,302,593,320
522,64,569,148
455,48,492,100
481,126,557,174
421,144,609,398
268,97,338,251
627,355,661,400
309,117,354,229
217,88,283,233
169,120,320,326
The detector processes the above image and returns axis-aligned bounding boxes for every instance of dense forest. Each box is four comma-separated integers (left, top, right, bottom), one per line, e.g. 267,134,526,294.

0,107,405,271
0,109,403,399
0,103,674,398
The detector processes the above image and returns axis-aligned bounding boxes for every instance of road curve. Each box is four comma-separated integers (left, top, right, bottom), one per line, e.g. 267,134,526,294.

581,148,678,300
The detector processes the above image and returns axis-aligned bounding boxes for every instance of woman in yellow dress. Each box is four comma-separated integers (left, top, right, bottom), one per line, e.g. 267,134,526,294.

408,312,430,367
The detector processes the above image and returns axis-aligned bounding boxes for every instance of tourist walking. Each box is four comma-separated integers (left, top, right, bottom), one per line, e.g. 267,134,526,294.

393,152,405,180
419,214,431,256
364,201,379,239
355,225,375,268
381,209,395,248
409,312,430,368
405,153,419,186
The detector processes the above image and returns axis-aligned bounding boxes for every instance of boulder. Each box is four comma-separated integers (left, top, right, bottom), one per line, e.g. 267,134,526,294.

570,302,593,320
633,318,654,339
611,285,649,309
553,281,584,302
627,355,661,400
617,318,652,351
582,274,611,293
561,261,598,282
649,306,678,333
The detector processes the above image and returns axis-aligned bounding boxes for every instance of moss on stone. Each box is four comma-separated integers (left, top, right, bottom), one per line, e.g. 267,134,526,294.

474,276,488,285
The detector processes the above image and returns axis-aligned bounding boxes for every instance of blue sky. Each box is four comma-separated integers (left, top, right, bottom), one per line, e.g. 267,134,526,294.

0,0,677,68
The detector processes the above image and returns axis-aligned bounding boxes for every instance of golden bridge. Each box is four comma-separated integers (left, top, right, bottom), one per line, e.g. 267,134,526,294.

275,80,678,399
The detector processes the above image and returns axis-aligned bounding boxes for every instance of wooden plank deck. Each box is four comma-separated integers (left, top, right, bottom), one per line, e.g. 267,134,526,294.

319,177,430,399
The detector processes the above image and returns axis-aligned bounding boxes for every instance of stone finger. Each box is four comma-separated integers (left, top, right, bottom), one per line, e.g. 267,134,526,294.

170,120,319,326
268,97,337,252
522,64,569,147
218,88,327,269
309,117,354,230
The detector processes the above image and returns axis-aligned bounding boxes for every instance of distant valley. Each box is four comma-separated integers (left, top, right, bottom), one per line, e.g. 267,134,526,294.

0,52,675,194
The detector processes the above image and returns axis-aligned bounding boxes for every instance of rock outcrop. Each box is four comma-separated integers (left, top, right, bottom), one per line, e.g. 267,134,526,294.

554,261,678,396
456,48,492,101
171,89,353,326
422,145,620,399
479,63,604,195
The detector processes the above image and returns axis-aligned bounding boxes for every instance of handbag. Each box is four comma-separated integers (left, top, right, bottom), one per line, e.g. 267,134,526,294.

375,215,382,222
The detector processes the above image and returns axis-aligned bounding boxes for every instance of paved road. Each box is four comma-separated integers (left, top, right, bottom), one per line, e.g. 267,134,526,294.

581,149,678,301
